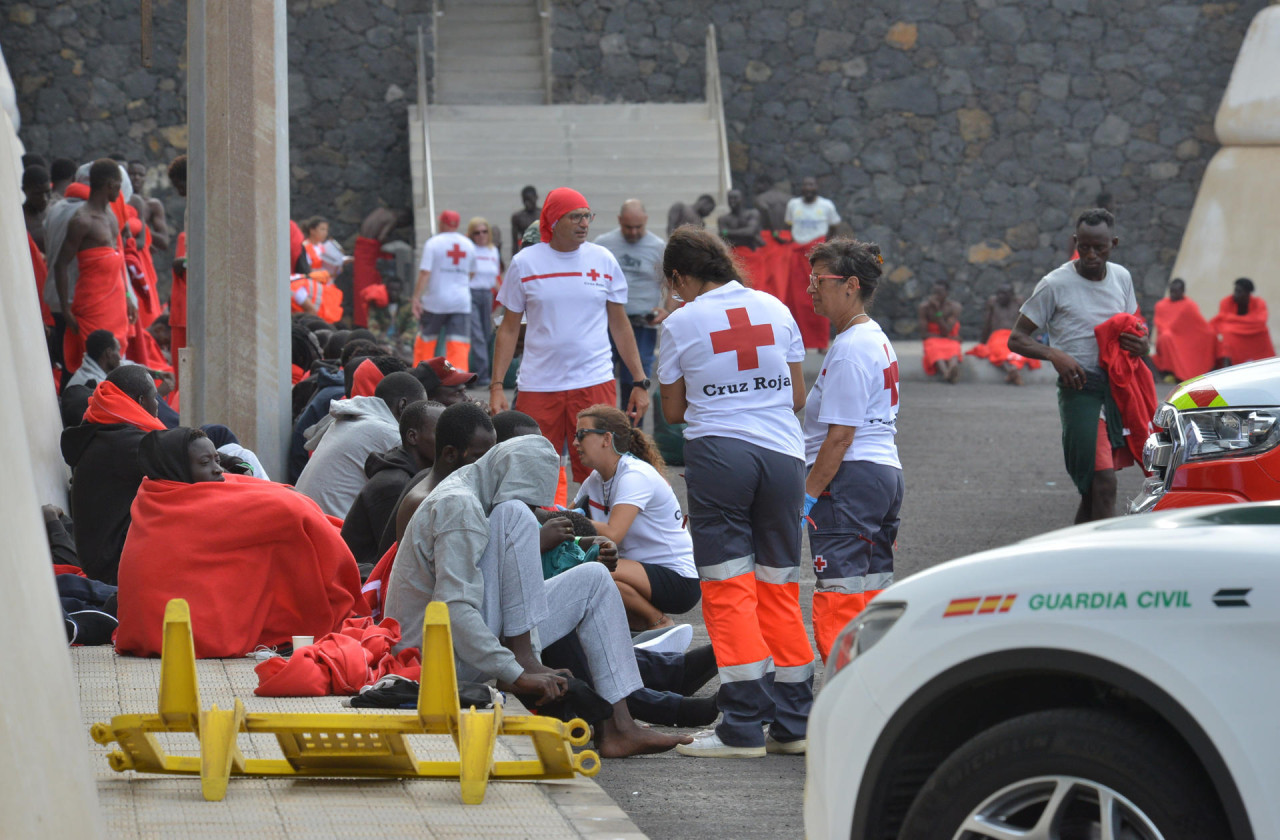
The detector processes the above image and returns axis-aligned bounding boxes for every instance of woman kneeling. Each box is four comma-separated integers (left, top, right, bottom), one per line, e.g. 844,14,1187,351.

573,405,700,631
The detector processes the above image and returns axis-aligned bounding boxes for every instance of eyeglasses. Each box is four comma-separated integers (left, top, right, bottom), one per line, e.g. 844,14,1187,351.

574,428,609,442
565,212,596,225
808,273,849,288
473,228,489,234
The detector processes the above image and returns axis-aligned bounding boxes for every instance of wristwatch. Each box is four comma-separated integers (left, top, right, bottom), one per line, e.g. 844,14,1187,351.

636,378,652,390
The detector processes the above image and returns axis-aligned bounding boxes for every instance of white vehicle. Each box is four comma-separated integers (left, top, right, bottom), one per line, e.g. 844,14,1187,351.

806,503,1277,840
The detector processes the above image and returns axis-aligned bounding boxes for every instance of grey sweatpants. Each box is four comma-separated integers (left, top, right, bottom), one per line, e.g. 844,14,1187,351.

467,500,643,704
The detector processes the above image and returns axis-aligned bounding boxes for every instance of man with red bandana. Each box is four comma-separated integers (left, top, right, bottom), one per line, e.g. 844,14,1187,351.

489,187,650,482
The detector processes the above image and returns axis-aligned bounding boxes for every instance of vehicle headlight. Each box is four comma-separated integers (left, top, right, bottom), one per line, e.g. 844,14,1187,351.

827,602,906,678
1182,409,1280,461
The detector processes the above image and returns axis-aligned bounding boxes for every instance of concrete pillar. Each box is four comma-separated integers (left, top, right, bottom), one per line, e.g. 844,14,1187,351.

0,104,103,839
184,0,291,477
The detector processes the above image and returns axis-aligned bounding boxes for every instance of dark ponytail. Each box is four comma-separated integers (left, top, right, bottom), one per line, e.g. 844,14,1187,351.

662,226,743,288
577,404,668,475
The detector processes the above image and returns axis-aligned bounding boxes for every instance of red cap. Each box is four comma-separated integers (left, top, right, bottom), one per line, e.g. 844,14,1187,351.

427,356,477,386
438,210,461,229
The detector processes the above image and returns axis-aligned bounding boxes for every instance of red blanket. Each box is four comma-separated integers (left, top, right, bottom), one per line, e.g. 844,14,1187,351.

923,321,962,376
1211,295,1274,365
1151,297,1215,380
361,542,399,622
1095,313,1158,468
83,380,167,431
352,236,384,328
732,244,773,298
28,233,53,327
785,237,829,350
966,328,1041,370
64,246,129,372
115,474,366,658
254,615,420,696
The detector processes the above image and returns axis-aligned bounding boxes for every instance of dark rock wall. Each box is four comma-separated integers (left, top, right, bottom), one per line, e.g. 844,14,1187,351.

8,0,1264,334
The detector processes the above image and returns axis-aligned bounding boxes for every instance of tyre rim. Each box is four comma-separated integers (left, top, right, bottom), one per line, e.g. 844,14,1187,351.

953,775,1166,840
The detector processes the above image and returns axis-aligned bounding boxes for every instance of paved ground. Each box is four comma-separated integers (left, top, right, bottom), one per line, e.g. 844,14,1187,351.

593,361,1167,840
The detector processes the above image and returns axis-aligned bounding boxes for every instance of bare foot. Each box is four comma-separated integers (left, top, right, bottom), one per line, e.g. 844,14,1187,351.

946,362,961,384
595,717,692,757
1009,369,1023,386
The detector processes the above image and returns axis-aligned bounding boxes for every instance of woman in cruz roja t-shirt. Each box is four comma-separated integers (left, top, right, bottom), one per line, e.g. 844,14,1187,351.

572,404,700,632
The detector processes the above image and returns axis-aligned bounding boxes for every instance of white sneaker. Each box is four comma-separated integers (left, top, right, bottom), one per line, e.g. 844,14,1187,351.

633,623,693,655
765,735,806,755
675,729,766,758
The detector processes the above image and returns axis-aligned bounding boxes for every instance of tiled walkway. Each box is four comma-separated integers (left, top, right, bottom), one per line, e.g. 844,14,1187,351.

74,648,644,839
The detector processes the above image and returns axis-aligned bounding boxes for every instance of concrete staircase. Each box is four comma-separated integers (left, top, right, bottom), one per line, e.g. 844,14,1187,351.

409,9,730,259
432,0,547,106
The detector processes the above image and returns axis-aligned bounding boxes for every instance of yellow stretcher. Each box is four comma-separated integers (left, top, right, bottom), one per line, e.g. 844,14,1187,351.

90,598,600,804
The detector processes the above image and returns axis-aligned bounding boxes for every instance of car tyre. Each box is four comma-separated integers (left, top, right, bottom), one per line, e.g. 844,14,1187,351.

897,708,1230,840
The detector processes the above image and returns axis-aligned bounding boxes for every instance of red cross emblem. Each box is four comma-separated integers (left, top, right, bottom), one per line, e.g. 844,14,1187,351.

586,268,600,282
446,244,467,266
813,556,827,572
882,344,899,406
710,307,775,371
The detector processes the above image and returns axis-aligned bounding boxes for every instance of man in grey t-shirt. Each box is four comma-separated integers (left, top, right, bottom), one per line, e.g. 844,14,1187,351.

595,199,667,424
1009,208,1149,523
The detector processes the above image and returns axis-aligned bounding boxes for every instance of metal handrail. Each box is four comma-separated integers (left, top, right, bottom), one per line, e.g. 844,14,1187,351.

417,24,437,238
538,0,552,104
705,24,732,203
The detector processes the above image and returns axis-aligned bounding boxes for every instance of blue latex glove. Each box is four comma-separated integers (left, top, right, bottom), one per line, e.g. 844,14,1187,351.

803,494,819,518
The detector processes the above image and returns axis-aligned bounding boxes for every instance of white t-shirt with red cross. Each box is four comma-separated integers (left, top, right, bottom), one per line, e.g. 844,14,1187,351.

419,231,475,314
470,244,501,291
496,241,627,392
802,318,901,468
575,455,696,578
657,280,805,460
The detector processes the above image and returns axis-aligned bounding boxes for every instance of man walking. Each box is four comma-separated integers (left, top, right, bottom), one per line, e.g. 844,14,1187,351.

595,199,667,424
413,210,475,370
1009,208,1148,523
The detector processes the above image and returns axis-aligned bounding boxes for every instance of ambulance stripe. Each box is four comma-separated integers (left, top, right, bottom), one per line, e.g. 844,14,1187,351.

519,271,583,283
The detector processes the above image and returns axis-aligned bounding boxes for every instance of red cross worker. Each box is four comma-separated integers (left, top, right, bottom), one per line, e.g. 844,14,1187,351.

656,227,815,759
800,239,903,663
413,210,476,370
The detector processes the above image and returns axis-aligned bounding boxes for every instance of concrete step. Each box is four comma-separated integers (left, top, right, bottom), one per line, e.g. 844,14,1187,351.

435,21,540,43
436,72,545,92
436,7,541,27
430,120,717,141
434,90,546,105
426,103,713,123
434,54,544,74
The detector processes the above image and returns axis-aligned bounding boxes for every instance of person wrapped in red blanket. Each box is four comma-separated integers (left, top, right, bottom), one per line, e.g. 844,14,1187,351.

920,280,963,382
1210,278,1275,366
967,285,1040,385
1150,278,1215,381
115,427,366,659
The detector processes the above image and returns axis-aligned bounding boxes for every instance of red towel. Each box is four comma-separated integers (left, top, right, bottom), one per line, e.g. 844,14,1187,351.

966,328,1041,370
64,246,129,373
1095,313,1158,468
1150,297,1215,380
352,236,384,327
253,616,420,696
923,321,962,376
1210,295,1274,365
539,187,589,242
115,474,366,658
83,380,167,431
732,244,772,297
360,542,398,622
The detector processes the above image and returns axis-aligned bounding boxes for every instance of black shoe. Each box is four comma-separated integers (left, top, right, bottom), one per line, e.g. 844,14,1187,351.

675,695,719,727
680,644,718,696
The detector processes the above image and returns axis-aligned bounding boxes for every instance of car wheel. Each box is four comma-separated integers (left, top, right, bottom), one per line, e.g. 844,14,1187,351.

897,708,1229,840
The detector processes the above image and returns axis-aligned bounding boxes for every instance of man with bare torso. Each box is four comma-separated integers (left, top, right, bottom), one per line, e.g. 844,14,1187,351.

979,285,1030,385
23,165,51,253
126,161,171,255
352,207,406,328
717,189,764,250
918,280,963,383
511,186,539,257
54,159,135,373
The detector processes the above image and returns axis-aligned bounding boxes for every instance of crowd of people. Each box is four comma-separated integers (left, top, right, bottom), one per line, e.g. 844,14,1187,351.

19,143,1276,762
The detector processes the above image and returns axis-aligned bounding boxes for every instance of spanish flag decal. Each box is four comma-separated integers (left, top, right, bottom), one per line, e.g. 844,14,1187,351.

945,594,1016,617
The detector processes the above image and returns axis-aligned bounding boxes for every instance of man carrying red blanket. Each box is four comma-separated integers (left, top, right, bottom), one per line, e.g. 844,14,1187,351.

116,427,366,659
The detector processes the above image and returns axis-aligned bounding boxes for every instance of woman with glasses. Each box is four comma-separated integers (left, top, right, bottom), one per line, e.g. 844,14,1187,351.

466,217,502,386
801,239,903,663
657,227,814,759
491,187,651,488
572,404,700,632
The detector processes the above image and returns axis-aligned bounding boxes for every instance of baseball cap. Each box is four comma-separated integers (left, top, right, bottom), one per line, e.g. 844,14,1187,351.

426,356,477,386
438,209,461,228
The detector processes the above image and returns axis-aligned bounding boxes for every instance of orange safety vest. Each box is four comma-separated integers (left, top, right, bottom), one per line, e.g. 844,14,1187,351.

291,272,344,323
